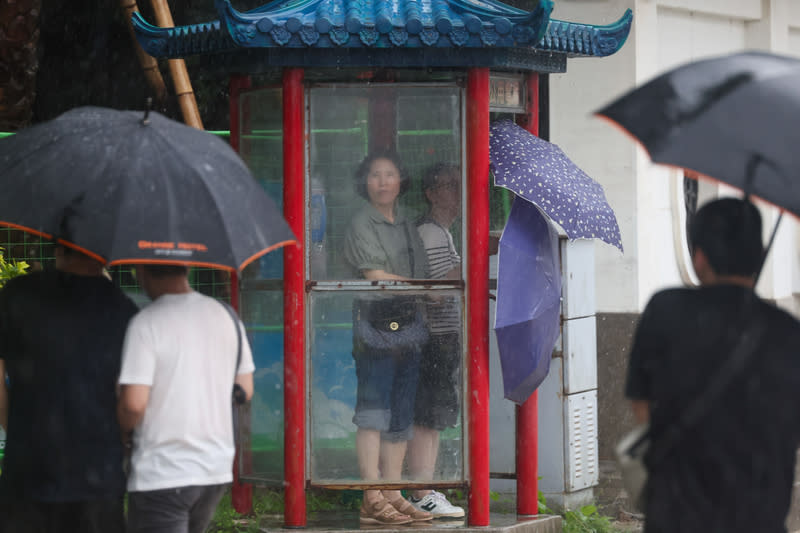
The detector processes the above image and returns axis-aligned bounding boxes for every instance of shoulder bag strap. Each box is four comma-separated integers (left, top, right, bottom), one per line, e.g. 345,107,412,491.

221,301,243,396
403,221,415,277
647,301,767,464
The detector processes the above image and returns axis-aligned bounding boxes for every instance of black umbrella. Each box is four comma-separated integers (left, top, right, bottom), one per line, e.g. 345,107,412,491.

596,50,800,271
0,106,296,271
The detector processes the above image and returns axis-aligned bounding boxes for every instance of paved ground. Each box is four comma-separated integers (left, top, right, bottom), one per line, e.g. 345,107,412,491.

252,512,562,533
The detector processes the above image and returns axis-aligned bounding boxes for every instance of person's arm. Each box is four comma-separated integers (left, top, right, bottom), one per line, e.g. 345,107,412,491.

235,372,254,402
625,295,663,426
0,358,7,431
362,269,408,281
117,384,151,435
631,399,650,424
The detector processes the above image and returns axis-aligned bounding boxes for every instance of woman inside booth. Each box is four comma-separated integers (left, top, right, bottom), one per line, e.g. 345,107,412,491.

343,151,432,525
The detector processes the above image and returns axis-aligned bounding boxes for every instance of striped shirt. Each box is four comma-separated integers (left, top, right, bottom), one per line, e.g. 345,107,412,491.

417,215,461,334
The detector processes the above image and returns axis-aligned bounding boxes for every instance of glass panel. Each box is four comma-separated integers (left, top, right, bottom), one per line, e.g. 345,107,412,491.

240,88,284,282
236,88,285,484
308,85,463,281
309,289,464,484
308,84,465,486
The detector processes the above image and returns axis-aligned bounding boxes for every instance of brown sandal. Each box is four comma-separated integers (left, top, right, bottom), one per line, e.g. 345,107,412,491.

360,497,413,525
390,498,434,521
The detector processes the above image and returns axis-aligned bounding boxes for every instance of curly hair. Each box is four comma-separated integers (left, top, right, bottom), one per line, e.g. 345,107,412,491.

353,150,410,200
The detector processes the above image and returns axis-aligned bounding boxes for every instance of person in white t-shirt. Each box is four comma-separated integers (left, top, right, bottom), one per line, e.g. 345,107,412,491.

117,265,254,533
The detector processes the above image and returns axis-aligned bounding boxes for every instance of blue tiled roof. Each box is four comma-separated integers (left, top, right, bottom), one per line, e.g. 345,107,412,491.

131,0,631,69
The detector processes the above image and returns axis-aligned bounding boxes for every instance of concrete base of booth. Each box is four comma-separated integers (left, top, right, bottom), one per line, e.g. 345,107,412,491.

252,513,562,533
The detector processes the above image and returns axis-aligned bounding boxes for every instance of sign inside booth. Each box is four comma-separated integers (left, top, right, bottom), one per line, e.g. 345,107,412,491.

489,75,525,112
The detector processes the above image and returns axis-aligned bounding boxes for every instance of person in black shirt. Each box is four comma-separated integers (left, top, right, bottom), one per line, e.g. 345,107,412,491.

0,245,139,533
625,198,800,533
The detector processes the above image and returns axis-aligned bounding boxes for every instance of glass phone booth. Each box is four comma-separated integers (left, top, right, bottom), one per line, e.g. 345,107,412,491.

234,74,469,493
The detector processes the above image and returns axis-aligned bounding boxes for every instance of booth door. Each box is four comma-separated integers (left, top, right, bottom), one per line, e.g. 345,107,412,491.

307,83,466,487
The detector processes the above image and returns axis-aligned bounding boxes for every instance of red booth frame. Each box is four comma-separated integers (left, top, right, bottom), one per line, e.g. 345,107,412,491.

227,68,542,527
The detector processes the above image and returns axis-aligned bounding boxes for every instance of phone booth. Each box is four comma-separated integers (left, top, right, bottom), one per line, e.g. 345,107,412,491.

133,1,631,526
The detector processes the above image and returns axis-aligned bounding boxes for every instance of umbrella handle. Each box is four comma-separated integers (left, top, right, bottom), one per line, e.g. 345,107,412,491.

743,155,762,197
754,211,783,286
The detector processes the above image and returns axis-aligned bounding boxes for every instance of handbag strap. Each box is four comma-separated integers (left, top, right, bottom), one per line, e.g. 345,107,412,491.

647,295,767,464
403,221,415,276
221,301,243,386
368,211,417,278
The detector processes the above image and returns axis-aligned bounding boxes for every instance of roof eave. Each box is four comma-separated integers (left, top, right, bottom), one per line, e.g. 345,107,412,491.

538,9,632,58
131,2,632,65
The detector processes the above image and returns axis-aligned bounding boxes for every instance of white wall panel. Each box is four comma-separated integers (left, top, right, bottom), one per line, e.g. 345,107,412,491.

550,0,638,313
563,316,597,394
561,239,596,319
789,28,800,56
565,391,599,491
656,0,760,21
537,357,566,493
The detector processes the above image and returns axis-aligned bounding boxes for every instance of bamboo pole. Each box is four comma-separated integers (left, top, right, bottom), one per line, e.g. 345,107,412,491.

120,0,168,105
149,0,204,130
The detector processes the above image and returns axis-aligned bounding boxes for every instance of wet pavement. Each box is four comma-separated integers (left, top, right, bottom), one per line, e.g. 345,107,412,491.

253,512,561,533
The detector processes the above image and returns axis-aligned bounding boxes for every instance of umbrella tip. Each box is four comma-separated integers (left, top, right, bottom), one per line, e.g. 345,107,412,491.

142,97,152,126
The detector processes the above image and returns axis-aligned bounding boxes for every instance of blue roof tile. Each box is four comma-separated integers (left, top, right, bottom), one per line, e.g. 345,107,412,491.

131,0,631,69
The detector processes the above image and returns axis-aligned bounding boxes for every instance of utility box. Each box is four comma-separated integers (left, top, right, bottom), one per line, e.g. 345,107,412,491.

489,237,599,510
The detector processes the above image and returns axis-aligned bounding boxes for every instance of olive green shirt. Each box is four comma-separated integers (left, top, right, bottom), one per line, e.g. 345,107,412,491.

344,203,429,279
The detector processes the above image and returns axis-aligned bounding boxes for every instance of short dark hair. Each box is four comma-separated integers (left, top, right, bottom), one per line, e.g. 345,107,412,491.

353,150,410,200
422,162,460,192
141,264,189,279
690,198,763,277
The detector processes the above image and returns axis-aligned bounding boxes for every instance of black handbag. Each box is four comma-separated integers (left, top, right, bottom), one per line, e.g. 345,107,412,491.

351,221,429,355
353,296,429,355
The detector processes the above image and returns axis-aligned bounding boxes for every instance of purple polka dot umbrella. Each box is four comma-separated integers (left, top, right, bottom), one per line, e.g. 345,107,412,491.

489,119,623,252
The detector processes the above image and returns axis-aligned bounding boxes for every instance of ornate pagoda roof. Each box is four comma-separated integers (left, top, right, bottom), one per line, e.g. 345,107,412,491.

132,0,631,72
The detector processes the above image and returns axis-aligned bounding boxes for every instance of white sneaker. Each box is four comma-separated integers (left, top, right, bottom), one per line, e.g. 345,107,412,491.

409,491,465,518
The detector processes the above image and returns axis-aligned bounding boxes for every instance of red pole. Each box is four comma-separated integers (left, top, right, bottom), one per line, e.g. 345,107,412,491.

283,67,307,527
229,74,254,515
515,73,540,517
467,67,490,527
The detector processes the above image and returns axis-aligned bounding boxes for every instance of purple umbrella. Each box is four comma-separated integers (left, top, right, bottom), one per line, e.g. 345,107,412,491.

490,119,623,252
494,197,562,404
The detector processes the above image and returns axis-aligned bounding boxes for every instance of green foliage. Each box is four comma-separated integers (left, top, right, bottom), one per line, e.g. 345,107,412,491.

562,505,614,533
208,488,362,532
538,491,621,533
0,247,28,288
208,491,265,533
538,490,554,515
208,488,623,533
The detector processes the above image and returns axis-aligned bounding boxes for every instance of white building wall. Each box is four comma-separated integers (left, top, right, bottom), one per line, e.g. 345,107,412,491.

548,0,639,313
550,0,800,314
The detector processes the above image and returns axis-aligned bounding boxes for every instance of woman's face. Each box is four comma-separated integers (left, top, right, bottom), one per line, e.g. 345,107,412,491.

365,157,402,210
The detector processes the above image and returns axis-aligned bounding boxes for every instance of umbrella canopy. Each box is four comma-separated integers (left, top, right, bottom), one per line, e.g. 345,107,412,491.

0,106,296,271
489,119,623,252
596,50,800,217
494,197,562,404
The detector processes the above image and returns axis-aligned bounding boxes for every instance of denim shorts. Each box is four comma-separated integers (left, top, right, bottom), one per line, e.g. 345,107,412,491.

352,345,423,442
